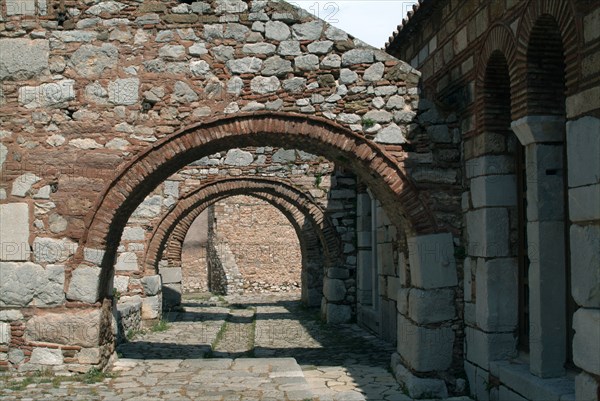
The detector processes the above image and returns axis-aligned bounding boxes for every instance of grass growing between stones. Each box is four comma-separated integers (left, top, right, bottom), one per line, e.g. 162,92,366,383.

0,367,117,392
150,319,170,333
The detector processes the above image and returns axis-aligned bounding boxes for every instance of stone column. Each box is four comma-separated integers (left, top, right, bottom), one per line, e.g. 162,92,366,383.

511,116,567,378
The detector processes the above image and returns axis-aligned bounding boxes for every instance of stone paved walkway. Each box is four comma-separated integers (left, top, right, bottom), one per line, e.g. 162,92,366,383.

0,293,472,400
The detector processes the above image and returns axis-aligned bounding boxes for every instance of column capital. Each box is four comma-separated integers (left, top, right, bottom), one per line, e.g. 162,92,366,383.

511,116,565,146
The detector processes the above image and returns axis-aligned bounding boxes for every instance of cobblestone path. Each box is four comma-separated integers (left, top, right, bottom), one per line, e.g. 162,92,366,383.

0,294,471,401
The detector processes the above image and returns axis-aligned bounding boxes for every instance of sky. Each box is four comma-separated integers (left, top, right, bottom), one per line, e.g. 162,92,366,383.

293,1,415,48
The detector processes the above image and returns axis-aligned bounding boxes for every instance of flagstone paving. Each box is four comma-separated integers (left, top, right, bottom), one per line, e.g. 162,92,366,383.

0,293,471,400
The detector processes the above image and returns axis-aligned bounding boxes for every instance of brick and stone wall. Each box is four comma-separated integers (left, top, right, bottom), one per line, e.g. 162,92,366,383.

207,195,303,294
387,0,600,399
0,0,462,388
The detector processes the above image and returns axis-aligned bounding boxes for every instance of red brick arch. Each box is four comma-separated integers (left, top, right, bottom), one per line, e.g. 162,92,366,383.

79,112,438,277
143,177,341,273
513,0,581,118
475,23,518,126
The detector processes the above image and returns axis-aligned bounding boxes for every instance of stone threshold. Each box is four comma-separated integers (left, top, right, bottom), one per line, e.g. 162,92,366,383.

490,360,575,401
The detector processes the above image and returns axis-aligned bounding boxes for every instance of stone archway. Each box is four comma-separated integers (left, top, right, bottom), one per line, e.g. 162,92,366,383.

143,177,341,307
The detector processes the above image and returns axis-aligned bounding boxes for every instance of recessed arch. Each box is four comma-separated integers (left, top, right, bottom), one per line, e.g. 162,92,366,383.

475,23,517,125
513,0,580,118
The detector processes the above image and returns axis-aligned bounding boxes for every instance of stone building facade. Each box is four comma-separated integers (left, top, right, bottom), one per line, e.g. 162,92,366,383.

386,0,600,400
0,0,596,400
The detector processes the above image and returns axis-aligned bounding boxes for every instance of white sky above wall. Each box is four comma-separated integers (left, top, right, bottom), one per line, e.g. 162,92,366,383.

293,0,416,48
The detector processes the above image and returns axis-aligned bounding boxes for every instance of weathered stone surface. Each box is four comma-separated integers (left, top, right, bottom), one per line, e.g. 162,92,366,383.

25,309,101,347
224,23,250,40
189,42,208,56
278,40,301,56
272,149,296,163
466,208,510,257
573,308,600,375
142,295,161,319
86,1,126,15
18,80,75,108
363,110,393,124
292,21,323,40
190,60,211,76
67,266,101,303
115,252,139,271
141,275,162,296
113,275,129,293
160,267,183,284
243,42,276,55
108,78,139,105
323,278,346,302
374,123,406,144
408,288,455,324
408,233,458,289
282,77,306,93
224,149,253,166
159,44,186,60
0,322,9,344
294,54,319,71
476,258,518,332
470,175,517,208
321,54,341,69
122,227,145,241
339,68,358,84
70,43,118,78
363,62,385,81
0,203,30,261
391,353,448,399
567,116,600,187
227,57,262,74
0,39,49,81
29,348,63,365
0,310,23,321
569,184,600,222
215,0,248,14
397,314,455,372
250,76,280,94
570,224,600,307
77,347,101,364
262,56,292,77
33,237,77,264
341,49,374,66
307,40,333,54
265,21,290,41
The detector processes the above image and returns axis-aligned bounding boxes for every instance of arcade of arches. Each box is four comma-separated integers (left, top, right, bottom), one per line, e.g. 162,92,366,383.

0,0,598,400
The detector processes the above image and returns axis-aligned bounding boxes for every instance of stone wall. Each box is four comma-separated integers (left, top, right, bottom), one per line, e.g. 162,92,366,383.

208,195,302,294
181,210,209,293
0,0,462,383
387,0,600,399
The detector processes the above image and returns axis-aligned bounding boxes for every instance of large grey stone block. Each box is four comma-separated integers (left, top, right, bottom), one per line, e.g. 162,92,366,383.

465,155,514,179
511,116,565,146
141,275,162,296
32,237,77,264
475,258,518,332
29,347,63,365
573,308,600,375
525,144,565,221
18,80,75,108
323,278,346,302
465,327,517,369
569,184,600,222
67,265,101,303
391,352,448,399
466,208,510,257
570,224,600,307
408,233,458,289
575,372,599,401
408,288,455,324
0,203,30,261
325,303,351,324
567,116,600,188
470,175,517,208
0,39,49,80
0,322,9,344
397,313,454,372
25,309,101,347
0,262,64,307
115,252,139,271
160,267,182,283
